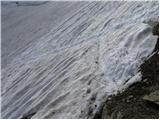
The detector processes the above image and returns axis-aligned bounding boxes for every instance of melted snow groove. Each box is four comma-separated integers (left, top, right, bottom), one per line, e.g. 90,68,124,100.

2,1,159,119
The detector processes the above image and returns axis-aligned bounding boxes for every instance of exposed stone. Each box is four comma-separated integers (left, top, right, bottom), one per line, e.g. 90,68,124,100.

99,22,159,119
143,90,159,104
86,88,91,94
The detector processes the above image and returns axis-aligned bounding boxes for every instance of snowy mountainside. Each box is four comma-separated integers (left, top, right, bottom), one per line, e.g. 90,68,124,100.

1,1,159,119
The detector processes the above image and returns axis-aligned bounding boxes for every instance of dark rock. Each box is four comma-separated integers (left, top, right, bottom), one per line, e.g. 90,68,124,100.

153,23,159,36
21,111,36,119
143,90,159,104
90,93,97,101
98,22,159,119
88,107,93,116
86,88,91,94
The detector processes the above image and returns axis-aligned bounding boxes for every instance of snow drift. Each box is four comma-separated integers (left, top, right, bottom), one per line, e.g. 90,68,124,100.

1,1,159,119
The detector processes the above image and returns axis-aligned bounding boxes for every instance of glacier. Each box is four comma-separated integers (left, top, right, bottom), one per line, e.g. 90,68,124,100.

1,1,159,119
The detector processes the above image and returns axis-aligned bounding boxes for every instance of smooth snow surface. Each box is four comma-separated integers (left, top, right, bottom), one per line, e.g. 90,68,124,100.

1,1,158,119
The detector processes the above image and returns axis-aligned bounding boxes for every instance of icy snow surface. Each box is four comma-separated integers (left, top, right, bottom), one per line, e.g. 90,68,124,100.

1,1,159,119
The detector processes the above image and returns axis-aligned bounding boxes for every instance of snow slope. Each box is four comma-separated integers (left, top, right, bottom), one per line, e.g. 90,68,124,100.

1,1,159,119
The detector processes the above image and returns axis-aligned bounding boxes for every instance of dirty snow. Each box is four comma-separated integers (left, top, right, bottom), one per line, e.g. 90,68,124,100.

1,1,159,119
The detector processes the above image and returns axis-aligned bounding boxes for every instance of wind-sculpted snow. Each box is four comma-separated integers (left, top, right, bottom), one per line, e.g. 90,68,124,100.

1,1,158,119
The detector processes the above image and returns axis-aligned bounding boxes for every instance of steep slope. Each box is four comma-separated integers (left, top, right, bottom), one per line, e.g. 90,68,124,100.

100,23,159,119
1,1,159,119
2,1,87,68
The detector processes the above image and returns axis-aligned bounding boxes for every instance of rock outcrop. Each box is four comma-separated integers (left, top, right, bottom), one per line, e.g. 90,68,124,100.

100,23,159,119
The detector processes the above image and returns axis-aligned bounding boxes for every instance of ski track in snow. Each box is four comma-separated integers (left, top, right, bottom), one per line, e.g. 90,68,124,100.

1,1,159,119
